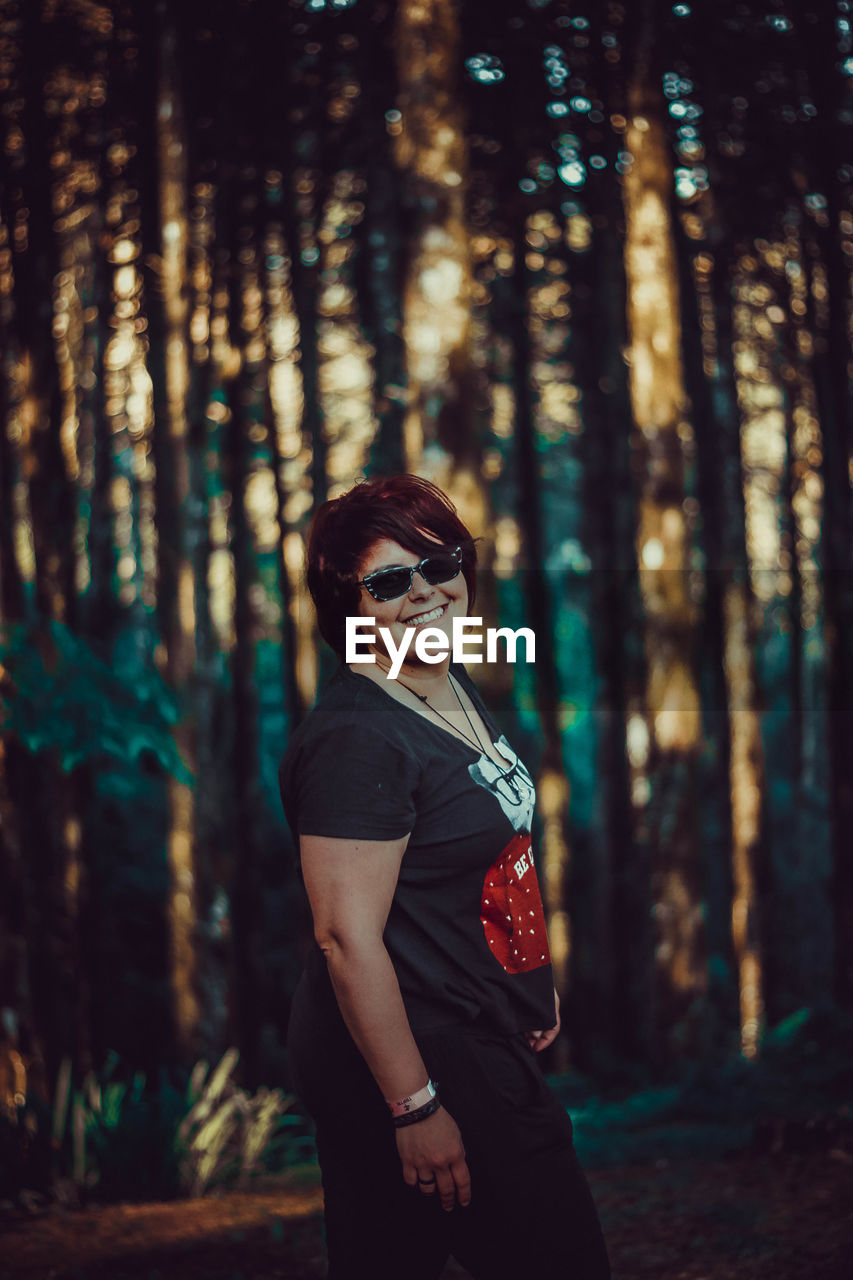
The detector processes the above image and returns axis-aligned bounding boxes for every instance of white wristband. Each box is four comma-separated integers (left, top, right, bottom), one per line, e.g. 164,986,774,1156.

386,1079,436,1118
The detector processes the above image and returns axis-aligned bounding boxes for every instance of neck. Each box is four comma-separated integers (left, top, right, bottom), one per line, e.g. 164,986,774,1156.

350,653,454,703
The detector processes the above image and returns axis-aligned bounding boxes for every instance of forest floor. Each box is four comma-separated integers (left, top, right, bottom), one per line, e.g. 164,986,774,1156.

2,1140,853,1280
3,1008,853,1279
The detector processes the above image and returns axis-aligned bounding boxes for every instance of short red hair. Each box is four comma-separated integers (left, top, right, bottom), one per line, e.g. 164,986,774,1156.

306,475,478,658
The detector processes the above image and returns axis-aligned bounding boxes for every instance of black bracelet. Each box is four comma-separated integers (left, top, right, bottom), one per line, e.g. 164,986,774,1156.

392,1094,441,1128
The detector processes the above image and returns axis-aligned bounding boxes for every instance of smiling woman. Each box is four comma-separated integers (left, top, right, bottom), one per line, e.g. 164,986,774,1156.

278,475,610,1280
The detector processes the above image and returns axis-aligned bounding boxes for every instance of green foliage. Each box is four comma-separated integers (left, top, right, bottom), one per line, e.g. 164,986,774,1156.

552,1005,853,1169
1,1049,314,1206
49,1053,185,1201
176,1048,310,1197
0,1053,184,1203
0,619,193,783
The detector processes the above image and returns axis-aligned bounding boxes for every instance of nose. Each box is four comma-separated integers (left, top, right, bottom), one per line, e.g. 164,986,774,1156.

407,568,434,599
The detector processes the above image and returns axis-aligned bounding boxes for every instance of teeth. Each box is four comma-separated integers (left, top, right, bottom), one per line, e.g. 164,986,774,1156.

407,606,444,626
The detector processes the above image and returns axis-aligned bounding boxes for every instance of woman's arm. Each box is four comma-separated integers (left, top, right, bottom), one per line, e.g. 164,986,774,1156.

300,832,472,1211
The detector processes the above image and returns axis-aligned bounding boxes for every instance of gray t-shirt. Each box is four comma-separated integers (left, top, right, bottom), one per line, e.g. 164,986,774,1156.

279,661,555,1035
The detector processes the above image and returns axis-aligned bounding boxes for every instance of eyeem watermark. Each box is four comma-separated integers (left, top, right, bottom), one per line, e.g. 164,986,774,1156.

345,616,536,678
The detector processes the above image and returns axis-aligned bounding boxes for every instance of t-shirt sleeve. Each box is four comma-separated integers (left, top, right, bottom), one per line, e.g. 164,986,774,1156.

291,722,418,840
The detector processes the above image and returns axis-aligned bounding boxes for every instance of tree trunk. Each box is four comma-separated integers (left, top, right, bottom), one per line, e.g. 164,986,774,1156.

622,0,706,1063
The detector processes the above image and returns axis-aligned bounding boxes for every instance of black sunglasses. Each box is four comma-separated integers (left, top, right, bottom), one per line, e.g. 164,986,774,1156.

359,546,463,603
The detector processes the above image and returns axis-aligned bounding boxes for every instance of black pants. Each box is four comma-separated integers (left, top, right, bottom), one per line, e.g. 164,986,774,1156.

287,975,611,1280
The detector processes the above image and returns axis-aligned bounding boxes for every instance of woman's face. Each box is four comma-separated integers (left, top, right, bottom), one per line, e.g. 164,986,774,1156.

355,536,469,670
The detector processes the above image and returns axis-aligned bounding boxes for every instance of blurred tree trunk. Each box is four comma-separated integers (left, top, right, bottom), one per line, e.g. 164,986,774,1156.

679,213,768,1056
0,243,25,623
622,0,706,1063
278,4,326,507
393,0,487,532
712,244,770,1056
228,167,294,1082
660,0,770,1055
0,216,39,1096
137,0,200,1064
3,2,92,1085
580,34,651,1070
16,1,73,624
214,0,273,1081
796,3,853,1008
354,3,407,476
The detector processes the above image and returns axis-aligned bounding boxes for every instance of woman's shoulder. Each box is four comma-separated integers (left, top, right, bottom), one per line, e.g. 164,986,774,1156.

278,666,423,827
281,665,420,764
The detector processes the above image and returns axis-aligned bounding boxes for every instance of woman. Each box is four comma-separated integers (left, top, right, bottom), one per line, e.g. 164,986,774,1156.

279,475,610,1280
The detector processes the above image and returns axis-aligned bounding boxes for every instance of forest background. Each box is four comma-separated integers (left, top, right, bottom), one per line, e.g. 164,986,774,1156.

1,0,852,1196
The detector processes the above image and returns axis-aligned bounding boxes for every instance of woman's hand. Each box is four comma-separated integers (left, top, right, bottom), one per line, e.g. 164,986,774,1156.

526,987,561,1052
396,1106,472,1212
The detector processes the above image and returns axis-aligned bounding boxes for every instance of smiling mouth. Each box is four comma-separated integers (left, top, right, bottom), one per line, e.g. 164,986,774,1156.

403,603,447,627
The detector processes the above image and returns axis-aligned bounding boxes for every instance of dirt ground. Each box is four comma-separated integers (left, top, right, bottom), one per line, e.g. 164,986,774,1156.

2,1143,852,1280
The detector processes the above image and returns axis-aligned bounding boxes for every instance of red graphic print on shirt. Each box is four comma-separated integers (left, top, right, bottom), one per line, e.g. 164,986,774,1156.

480,830,551,974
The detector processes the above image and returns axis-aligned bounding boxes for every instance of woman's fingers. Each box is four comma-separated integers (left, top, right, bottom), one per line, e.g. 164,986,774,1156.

451,1155,472,1207
412,1158,471,1210
431,1158,472,1211
434,1165,457,1212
